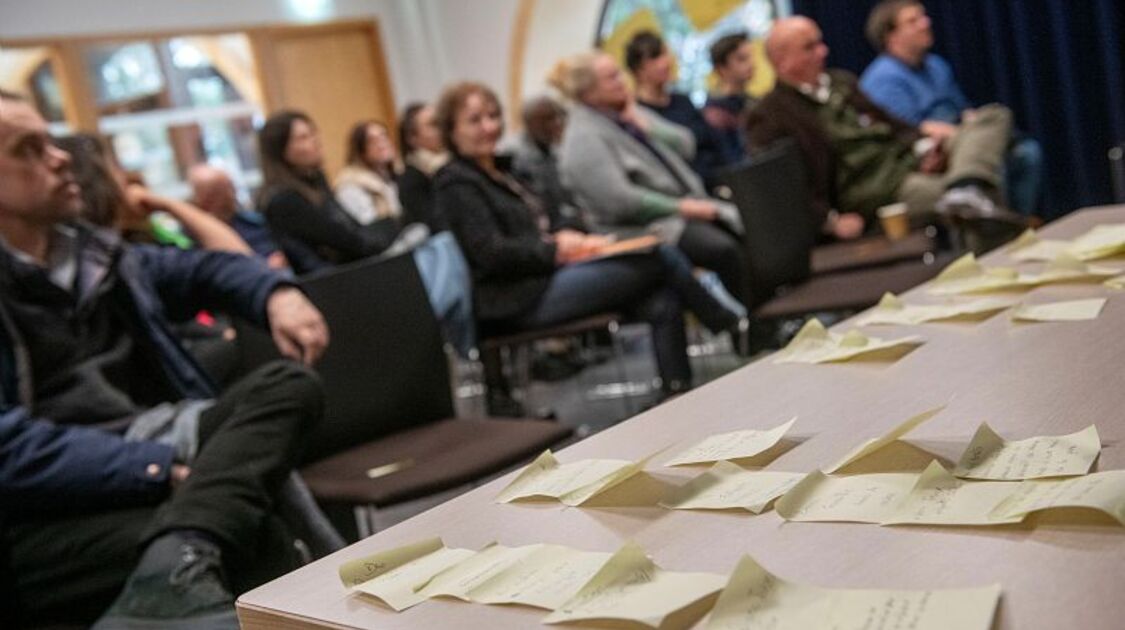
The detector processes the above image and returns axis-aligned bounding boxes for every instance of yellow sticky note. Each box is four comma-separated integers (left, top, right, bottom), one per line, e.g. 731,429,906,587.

857,292,1016,326
991,470,1125,525
416,543,611,610
955,423,1101,480
706,555,1001,630
495,449,656,506
1010,298,1107,322
773,319,923,364
543,541,726,628
882,461,1024,526
660,461,804,513
774,470,918,523
678,0,743,31
928,253,1022,295
664,417,796,466
1065,223,1125,260
1029,254,1119,286
1006,228,1071,262
825,406,945,474
338,538,476,611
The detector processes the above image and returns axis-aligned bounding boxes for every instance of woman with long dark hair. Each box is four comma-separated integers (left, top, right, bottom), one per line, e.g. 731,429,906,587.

396,102,449,232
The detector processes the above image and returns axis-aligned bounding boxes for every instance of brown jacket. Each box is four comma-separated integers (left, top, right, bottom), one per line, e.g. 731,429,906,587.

745,69,919,224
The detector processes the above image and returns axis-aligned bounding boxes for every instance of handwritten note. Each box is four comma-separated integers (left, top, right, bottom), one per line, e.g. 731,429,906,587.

338,538,476,611
1007,229,1071,262
706,555,1001,630
774,470,918,523
883,462,1024,526
856,292,1016,326
495,449,655,506
663,418,796,467
928,253,1118,296
543,542,726,628
1010,298,1107,322
773,319,923,364
991,470,1125,525
661,462,805,513
1065,223,1125,260
824,406,945,474
954,423,1101,480
416,543,611,610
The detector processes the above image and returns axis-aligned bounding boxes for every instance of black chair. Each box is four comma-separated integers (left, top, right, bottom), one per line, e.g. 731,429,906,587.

235,253,571,539
714,140,949,321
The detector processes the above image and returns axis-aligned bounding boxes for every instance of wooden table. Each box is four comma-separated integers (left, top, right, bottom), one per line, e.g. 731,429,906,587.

239,205,1125,630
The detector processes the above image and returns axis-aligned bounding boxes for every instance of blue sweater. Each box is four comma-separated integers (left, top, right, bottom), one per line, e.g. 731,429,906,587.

860,53,969,125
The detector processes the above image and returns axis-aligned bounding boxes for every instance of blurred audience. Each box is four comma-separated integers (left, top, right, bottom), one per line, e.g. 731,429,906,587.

397,102,450,232
860,0,1042,216
747,16,1013,240
433,82,746,414
552,51,748,304
189,164,288,269
703,32,757,163
626,30,729,183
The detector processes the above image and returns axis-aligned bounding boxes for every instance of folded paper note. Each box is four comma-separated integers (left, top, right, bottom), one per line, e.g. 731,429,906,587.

882,462,1025,526
856,292,1016,326
543,542,726,628
1007,229,1071,262
706,555,1001,630
954,423,1101,480
664,418,796,467
338,538,476,611
774,470,919,523
991,470,1125,525
660,462,804,513
1010,298,1107,322
929,253,1118,295
416,542,612,610
825,406,945,474
495,449,655,506
773,319,923,364
1066,223,1125,260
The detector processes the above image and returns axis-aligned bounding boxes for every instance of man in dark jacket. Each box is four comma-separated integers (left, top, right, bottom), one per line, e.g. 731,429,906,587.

746,16,1012,240
0,89,330,629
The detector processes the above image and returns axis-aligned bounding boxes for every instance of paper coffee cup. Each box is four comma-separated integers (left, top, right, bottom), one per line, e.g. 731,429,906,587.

877,202,909,240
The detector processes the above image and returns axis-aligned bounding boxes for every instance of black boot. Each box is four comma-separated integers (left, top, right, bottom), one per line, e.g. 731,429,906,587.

91,532,238,630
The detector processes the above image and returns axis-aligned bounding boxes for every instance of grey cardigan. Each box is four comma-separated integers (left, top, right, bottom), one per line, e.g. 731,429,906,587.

558,103,741,243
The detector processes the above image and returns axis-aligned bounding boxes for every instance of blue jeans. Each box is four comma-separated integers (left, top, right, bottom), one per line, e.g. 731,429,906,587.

412,232,476,357
1004,136,1044,216
511,252,691,388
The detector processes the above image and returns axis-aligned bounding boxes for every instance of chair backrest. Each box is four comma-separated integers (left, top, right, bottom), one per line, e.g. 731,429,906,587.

714,139,817,306
235,252,455,463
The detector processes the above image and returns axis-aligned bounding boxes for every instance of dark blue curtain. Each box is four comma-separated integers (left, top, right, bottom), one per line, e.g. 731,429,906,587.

792,0,1125,217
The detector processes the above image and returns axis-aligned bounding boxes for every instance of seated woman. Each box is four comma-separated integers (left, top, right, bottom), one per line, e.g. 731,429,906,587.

397,102,450,233
433,82,747,413
258,112,475,355
626,30,729,182
553,52,749,306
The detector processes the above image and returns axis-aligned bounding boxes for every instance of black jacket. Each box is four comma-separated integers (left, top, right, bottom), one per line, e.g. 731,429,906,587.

434,156,558,322
262,173,400,274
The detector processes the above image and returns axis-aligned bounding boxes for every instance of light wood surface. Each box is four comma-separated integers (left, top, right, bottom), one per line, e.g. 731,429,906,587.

239,205,1125,629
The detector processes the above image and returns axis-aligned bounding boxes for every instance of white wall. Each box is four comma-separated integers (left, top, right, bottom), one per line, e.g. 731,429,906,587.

0,0,607,113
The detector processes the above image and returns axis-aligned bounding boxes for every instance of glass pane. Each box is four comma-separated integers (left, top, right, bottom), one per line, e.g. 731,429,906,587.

0,46,66,123
83,41,165,107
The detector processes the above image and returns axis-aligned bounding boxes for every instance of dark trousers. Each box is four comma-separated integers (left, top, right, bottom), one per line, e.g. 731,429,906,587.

3,361,324,628
677,218,748,305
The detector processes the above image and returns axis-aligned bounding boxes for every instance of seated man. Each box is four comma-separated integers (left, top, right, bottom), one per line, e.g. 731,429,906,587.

746,16,1014,240
0,89,329,629
859,0,1043,216
189,164,289,269
510,94,588,232
702,31,758,164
